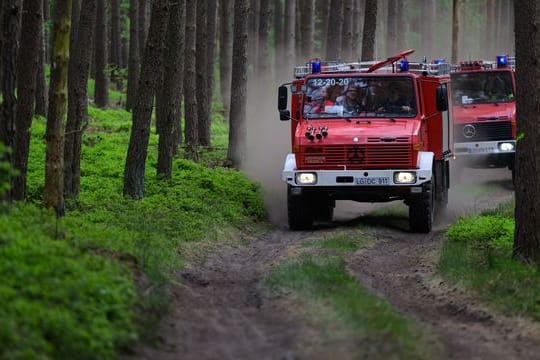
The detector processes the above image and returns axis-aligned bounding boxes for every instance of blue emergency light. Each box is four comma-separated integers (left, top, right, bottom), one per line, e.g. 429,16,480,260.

311,60,321,74
496,55,508,67
434,58,445,64
399,59,409,72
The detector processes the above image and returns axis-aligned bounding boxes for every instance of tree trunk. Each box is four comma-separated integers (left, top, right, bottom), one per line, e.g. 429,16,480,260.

109,0,121,90
126,0,139,111
341,0,353,60
123,0,169,199
157,0,184,180
35,9,47,116
219,0,233,114
247,0,258,68
451,0,460,64
196,0,210,146
273,0,284,77
513,0,540,263
361,0,376,60
138,0,147,60
351,0,362,58
12,0,42,200
386,0,397,56
420,0,435,58
284,0,295,68
43,0,50,62
183,0,198,160
44,0,70,215
64,0,96,198
93,0,108,108
257,0,270,76
317,0,329,57
227,0,248,168
326,0,343,60
299,0,314,59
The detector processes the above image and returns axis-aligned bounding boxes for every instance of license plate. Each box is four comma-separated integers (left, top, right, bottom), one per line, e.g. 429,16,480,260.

356,177,390,185
467,147,496,154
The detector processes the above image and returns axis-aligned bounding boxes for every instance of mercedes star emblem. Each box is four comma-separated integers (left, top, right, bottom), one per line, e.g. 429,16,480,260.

463,124,476,138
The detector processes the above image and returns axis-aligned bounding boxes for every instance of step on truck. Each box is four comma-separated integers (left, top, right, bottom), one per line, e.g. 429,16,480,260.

277,49,453,233
449,55,516,180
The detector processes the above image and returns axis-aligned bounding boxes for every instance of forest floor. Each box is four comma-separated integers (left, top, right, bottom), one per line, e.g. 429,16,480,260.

129,167,540,360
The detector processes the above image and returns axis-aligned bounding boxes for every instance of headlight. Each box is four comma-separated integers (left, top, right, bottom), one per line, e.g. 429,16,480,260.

498,142,515,151
393,171,416,184
295,172,317,185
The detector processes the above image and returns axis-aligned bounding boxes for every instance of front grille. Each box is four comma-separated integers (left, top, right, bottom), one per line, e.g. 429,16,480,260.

454,121,512,142
299,144,414,169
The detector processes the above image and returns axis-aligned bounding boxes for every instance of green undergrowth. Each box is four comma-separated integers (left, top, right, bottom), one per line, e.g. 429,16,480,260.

440,200,540,320
266,232,434,359
0,106,266,359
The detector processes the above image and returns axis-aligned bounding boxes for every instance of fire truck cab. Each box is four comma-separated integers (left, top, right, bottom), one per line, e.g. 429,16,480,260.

449,55,516,178
277,49,453,233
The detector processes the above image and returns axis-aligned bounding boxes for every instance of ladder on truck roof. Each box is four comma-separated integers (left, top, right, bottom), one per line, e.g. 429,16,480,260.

294,49,452,78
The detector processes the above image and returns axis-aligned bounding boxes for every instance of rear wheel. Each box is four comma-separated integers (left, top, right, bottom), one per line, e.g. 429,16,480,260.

409,181,434,233
287,186,314,230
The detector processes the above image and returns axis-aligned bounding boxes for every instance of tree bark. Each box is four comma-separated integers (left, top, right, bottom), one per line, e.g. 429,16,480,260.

351,0,362,58
299,0,314,59
157,0,184,180
317,0,329,57
257,0,270,76
64,0,96,198
227,0,248,168
126,0,139,111
273,0,284,77
326,0,343,60
247,0,258,67
183,0,198,160
12,0,42,200
196,0,210,146
218,0,233,113
110,0,121,90
513,0,540,263
361,0,376,61
284,0,295,68
138,0,147,60
341,0,353,60
35,9,47,116
44,0,71,215
93,0,108,108
451,0,460,64
123,0,169,199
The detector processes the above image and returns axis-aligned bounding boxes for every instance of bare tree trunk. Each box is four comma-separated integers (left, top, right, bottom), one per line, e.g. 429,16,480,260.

361,0,376,61
35,8,47,116
64,0,96,198
12,0,42,200
94,0,108,108
341,0,353,60
451,0,460,64
386,0,397,56
44,0,70,215
219,0,233,113
109,0,121,90
123,0,169,199
126,0,139,111
513,0,540,263
157,0,184,180
227,0,248,168
43,0,50,62
351,0,362,58
138,0,147,60
184,0,198,160
206,0,217,97
326,0,343,60
284,0,295,67
299,0,314,59
196,1,210,146
420,0,435,58
247,0,258,68
273,0,284,76
317,0,329,57
0,0,19,202
257,0,270,75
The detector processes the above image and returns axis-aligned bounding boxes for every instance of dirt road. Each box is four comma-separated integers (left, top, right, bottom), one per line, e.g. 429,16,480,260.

131,168,540,360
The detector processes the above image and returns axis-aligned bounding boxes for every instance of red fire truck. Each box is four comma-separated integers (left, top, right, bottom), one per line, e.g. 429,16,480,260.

449,55,516,179
277,50,453,233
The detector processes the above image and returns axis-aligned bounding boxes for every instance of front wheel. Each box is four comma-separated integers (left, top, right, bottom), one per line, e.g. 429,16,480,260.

408,182,434,233
287,186,314,230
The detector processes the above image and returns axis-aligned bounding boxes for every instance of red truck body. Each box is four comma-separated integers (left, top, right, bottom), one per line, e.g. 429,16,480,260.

278,50,453,232
449,57,516,178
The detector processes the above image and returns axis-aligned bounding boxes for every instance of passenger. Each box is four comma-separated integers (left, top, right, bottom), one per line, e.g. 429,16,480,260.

336,83,365,114
376,82,414,114
304,86,333,114
484,75,512,101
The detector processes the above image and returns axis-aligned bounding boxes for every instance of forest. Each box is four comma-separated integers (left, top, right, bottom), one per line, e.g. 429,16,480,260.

2,0,540,359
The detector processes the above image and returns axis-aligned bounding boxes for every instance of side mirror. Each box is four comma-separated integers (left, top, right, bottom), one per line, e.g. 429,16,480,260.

278,85,288,111
436,85,448,112
279,110,291,121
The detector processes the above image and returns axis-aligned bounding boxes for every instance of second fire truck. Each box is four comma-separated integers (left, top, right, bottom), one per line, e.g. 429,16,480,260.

449,55,516,179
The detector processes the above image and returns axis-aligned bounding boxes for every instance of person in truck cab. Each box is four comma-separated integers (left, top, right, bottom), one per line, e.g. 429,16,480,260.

484,75,513,101
376,82,414,114
335,83,365,114
304,85,335,115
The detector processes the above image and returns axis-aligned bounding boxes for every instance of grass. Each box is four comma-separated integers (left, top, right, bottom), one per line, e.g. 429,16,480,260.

0,104,266,358
439,199,540,320
266,232,434,360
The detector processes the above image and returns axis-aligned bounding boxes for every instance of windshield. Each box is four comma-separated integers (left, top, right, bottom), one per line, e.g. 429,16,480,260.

451,71,515,105
303,76,417,119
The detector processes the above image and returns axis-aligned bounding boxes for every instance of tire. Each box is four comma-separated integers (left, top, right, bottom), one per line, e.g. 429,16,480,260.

287,186,314,230
314,196,334,223
409,181,434,233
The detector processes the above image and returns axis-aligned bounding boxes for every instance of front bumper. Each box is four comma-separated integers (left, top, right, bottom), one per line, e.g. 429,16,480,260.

454,140,515,156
